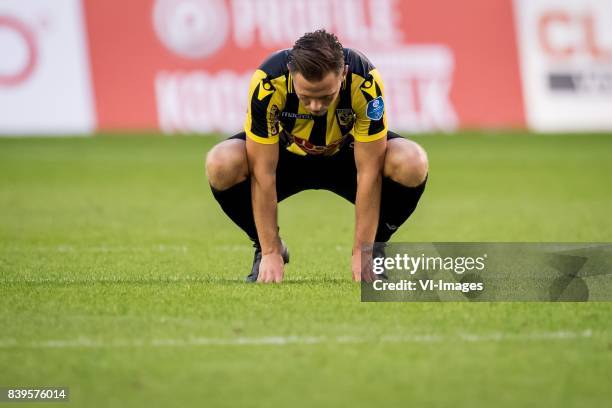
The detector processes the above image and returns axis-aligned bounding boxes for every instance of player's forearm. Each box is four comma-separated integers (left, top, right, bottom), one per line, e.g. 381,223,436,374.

245,138,281,255
353,171,382,251
251,175,281,254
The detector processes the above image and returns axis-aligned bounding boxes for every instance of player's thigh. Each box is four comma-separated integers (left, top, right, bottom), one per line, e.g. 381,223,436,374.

205,133,248,188
383,134,428,185
320,131,411,203
208,132,316,200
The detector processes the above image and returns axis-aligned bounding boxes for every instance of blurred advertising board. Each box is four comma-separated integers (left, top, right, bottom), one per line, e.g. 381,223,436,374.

514,0,612,131
0,0,94,134
4,0,609,135
83,0,524,133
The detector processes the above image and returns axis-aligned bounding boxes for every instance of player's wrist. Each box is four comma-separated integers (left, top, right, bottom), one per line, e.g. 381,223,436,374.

352,239,374,253
262,250,282,257
261,239,282,256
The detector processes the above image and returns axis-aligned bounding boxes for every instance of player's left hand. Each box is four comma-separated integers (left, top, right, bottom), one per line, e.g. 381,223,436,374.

352,248,375,283
258,253,285,283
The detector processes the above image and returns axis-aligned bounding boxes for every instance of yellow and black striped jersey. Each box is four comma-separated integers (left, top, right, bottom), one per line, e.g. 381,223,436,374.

244,48,387,156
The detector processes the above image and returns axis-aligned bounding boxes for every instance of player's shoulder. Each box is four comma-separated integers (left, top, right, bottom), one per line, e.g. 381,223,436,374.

344,48,376,78
257,49,291,79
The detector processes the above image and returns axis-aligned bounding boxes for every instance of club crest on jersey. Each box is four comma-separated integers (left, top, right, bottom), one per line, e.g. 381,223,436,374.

366,96,384,121
335,109,355,127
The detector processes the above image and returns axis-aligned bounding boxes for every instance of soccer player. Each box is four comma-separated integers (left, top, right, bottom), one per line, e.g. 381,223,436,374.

206,30,428,283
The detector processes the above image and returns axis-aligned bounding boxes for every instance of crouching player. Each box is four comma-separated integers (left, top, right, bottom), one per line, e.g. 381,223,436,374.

206,30,428,283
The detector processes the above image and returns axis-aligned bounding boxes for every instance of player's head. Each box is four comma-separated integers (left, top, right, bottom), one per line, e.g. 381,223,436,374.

288,29,348,116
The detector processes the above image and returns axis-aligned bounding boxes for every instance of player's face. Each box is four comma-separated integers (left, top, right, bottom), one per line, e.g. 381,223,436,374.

292,66,348,116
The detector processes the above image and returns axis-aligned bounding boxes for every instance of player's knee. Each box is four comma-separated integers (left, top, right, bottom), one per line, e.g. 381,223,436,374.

205,140,248,190
385,140,428,187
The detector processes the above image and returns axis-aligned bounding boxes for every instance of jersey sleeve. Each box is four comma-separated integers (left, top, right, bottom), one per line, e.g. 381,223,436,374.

351,68,388,142
244,69,286,144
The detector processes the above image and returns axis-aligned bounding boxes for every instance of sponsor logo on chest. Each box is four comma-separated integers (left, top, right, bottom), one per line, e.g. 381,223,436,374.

280,109,355,125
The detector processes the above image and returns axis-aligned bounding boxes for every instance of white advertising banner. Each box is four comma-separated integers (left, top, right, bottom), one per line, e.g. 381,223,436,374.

0,0,94,135
514,0,612,131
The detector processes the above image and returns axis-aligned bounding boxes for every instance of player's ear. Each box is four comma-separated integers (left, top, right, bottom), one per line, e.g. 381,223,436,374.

342,64,348,80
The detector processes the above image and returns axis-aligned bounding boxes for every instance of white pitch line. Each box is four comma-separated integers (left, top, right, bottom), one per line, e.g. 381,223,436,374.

0,330,594,349
1,245,189,253
1,277,211,285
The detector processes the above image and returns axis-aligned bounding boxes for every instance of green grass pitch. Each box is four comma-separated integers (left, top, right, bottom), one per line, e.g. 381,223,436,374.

1,132,611,407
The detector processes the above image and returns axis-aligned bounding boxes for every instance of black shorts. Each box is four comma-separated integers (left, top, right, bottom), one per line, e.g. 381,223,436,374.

228,131,404,204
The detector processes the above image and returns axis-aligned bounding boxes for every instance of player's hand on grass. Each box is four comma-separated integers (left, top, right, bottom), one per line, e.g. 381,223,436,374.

257,253,285,283
352,248,375,283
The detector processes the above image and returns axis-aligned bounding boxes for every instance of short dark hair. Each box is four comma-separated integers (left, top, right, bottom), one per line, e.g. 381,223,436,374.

288,29,345,81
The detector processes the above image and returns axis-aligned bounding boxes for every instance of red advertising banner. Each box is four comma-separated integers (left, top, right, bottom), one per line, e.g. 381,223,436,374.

83,0,525,133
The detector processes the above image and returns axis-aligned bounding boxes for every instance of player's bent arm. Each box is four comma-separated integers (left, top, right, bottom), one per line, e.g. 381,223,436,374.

352,137,386,282
353,137,387,251
245,137,282,255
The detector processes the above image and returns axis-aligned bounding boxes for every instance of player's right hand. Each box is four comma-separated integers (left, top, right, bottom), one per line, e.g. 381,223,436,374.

257,253,285,283
352,248,375,283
